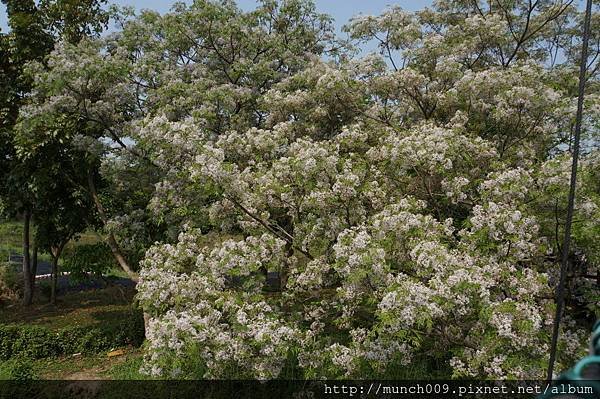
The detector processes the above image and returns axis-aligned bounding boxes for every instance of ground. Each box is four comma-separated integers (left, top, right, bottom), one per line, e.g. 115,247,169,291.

0,284,135,328
38,348,144,380
0,285,146,379
1,218,145,380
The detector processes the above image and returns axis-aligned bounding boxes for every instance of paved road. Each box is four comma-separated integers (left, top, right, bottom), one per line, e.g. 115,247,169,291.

7,253,52,275
6,252,135,292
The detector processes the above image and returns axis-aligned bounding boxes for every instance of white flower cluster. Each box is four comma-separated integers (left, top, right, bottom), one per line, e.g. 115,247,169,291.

126,0,599,381
138,229,306,378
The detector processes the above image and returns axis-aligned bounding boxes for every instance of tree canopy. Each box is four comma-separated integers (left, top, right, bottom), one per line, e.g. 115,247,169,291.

0,0,108,304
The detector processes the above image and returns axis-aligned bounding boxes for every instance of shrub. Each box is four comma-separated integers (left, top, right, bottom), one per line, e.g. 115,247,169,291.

0,263,20,305
0,358,39,380
38,280,52,300
11,326,61,359
0,310,145,360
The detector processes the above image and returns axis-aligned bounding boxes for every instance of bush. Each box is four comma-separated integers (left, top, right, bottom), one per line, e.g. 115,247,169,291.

107,356,149,380
0,310,145,360
0,358,39,380
0,263,20,305
12,326,61,359
38,280,52,300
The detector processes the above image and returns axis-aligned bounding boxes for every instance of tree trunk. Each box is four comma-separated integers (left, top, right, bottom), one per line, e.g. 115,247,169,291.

105,234,138,282
30,231,38,291
50,255,58,305
22,210,33,306
143,312,151,332
87,169,147,336
49,242,66,305
87,170,138,282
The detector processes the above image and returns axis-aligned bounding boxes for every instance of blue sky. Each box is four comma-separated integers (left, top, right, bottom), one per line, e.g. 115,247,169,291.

0,1,433,34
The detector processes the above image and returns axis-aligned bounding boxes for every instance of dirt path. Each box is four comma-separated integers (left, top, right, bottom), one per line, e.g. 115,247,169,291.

40,349,139,380
65,370,106,380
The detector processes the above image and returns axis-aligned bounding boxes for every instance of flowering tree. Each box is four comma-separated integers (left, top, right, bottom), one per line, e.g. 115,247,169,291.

17,0,600,379
15,0,338,278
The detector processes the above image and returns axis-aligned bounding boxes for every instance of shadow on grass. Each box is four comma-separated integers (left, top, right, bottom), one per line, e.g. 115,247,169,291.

0,285,137,329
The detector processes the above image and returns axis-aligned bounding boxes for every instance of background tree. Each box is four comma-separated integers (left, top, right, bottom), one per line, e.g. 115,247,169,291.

0,0,108,305
0,0,55,305
15,125,98,304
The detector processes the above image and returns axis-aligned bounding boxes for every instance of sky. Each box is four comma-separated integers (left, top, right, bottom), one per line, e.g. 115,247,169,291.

0,1,433,35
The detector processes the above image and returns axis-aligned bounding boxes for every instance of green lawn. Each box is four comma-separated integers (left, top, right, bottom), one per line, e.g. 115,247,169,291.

0,218,100,264
0,284,137,328
38,348,146,380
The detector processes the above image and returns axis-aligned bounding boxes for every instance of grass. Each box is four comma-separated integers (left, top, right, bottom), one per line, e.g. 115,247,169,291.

37,348,145,380
0,285,144,380
0,347,145,380
0,218,100,264
104,352,149,380
105,267,131,280
0,284,137,329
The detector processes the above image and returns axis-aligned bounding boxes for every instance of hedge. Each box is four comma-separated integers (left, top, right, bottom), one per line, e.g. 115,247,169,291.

0,312,145,360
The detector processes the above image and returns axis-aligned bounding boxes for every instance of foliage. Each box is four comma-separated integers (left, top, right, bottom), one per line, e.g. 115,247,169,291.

0,0,112,305
0,312,145,360
134,0,599,379
38,0,109,43
14,0,340,273
0,220,23,257
0,263,20,304
13,0,600,381
105,354,149,380
0,0,107,215
0,358,39,380
62,242,115,282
